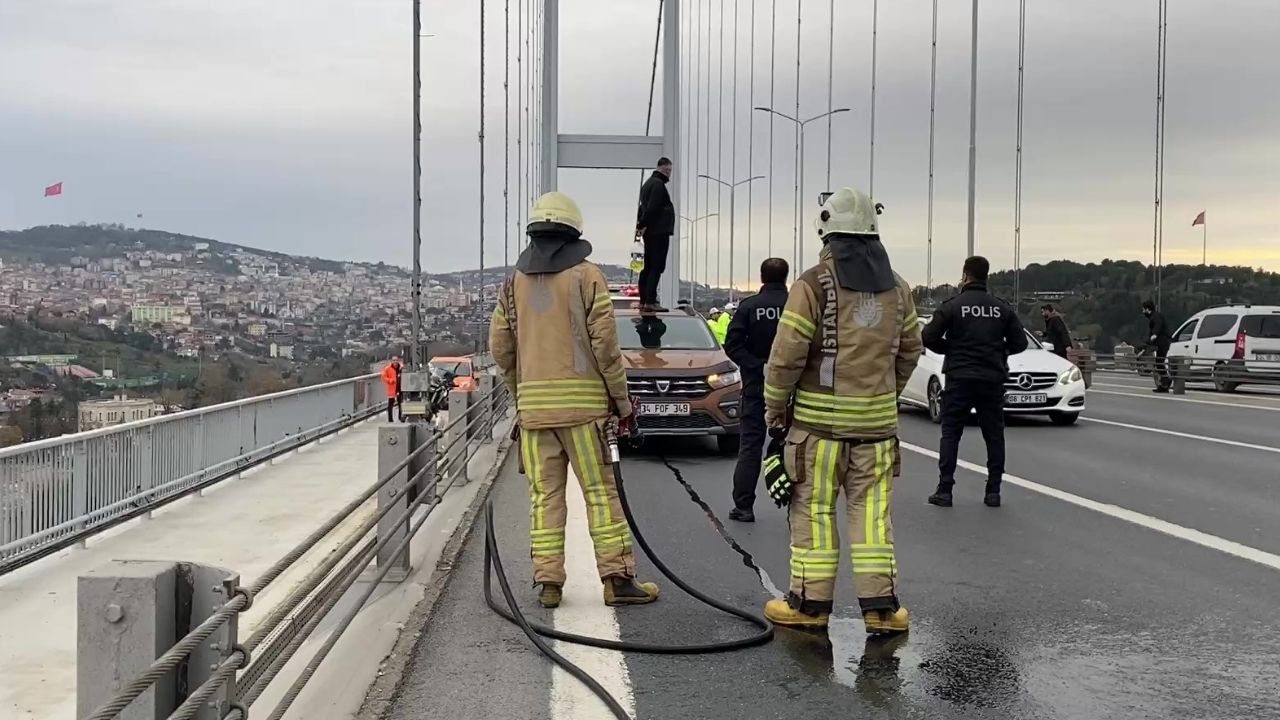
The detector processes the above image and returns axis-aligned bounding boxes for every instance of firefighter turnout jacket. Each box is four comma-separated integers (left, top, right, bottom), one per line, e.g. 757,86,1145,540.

490,261,632,429
763,246,924,440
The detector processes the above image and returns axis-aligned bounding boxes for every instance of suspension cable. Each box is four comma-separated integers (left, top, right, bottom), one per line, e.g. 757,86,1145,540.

926,0,938,293
1014,0,1026,303
716,0,725,290
792,0,801,271
747,0,756,282
479,0,487,351
504,0,510,271
693,0,703,305
825,0,833,189
705,0,713,289
768,0,776,257
729,0,739,293
869,0,878,197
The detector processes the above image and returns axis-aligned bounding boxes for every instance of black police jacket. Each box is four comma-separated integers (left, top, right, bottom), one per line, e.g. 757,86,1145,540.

723,282,789,392
636,171,675,238
922,282,1028,384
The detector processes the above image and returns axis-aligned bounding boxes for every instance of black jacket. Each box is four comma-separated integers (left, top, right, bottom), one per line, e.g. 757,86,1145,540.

922,282,1028,384
1044,314,1072,358
636,170,675,238
1147,310,1171,347
723,283,788,392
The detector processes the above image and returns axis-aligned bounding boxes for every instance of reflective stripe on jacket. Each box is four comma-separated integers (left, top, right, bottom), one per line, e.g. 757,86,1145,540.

763,245,924,441
489,261,630,430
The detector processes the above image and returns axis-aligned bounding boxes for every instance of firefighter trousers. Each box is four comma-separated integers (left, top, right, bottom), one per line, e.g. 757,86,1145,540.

520,419,636,585
784,429,900,614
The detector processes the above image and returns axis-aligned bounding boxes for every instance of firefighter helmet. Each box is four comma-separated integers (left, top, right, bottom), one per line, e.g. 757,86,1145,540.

815,186,882,240
528,191,584,234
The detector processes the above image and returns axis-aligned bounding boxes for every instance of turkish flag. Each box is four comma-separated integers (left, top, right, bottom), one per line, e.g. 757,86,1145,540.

1192,211,1206,226
44,182,63,197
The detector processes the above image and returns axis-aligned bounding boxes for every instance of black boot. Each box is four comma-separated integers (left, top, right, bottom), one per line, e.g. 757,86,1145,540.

984,481,1001,507
728,507,755,522
927,486,953,507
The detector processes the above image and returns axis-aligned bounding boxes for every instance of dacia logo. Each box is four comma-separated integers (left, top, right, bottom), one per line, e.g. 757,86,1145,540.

656,380,670,393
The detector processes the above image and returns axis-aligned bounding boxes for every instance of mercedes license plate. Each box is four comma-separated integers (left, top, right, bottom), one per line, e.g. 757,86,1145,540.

640,402,691,416
1255,352,1280,363
1004,393,1047,406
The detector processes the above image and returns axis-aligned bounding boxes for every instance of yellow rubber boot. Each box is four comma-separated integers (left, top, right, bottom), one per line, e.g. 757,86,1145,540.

863,606,909,636
764,599,830,630
603,577,661,606
539,583,562,609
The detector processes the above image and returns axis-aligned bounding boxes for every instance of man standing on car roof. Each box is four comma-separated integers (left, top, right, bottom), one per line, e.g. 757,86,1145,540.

762,186,922,636
1143,299,1173,393
490,191,661,610
922,256,1028,509
723,258,790,522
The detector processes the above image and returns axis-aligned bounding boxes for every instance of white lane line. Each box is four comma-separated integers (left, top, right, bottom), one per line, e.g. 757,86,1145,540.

1078,416,1280,454
550,470,633,719
899,441,1280,572
1091,386,1280,412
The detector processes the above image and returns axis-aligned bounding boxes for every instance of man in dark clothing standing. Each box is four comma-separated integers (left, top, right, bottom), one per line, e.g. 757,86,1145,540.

921,256,1028,508
723,258,790,522
1041,304,1072,360
636,157,675,312
1143,299,1173,393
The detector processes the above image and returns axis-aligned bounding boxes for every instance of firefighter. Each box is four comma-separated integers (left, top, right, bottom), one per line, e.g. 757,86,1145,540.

381,356,403,422
490,191,660,609
707,306,731,345
762,186,923,635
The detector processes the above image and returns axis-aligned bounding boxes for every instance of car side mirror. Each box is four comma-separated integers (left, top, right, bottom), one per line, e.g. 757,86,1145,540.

1042,342,1055,351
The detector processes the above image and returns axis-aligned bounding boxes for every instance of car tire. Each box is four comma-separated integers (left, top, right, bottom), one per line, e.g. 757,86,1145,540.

927,377,943,424
1212,362,1240,393
717,434,741,455
1049,412,1079,426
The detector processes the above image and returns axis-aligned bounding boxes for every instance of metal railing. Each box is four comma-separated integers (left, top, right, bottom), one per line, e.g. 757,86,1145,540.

1079,353,1280,390
1,374,382,574
78,381,513,720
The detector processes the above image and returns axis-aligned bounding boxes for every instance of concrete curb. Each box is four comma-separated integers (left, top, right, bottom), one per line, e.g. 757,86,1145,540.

355,419,517,720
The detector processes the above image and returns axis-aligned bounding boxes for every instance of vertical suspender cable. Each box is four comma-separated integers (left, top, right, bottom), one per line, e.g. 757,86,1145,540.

747,0,756,276
1158,0,1169,306
869,0,878,197
479,0,486,351
516,0,523,240
965,0,979,256
685,0,694,303
694,0,703,303
730,0,739,292
1013,0,1025,304
637,1,664,288
825,0,833,189
768,0,777,257
926,0,937,294
717,0,725,290
411,0,422,369
705,0,713,289
504,0,510,272
792,0,801,271
1152,0,1166,306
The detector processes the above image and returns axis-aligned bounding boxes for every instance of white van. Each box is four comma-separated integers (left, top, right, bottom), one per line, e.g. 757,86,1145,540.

1167,305,1280,391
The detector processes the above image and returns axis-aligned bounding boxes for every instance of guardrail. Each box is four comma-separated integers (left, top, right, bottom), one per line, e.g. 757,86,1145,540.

76,380,513,720
1078,353,1280,391
0,374,382,575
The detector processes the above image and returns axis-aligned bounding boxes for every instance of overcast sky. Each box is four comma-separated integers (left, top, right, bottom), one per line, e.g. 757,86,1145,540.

2,0,1277,286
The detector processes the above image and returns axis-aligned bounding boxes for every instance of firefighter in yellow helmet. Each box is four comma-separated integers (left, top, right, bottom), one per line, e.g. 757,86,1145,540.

761,187,923,635
490,191,660,609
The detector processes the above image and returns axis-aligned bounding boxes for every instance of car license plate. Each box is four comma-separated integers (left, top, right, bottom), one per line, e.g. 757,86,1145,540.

1255,352,1280,363
1004,393,1047,406
640,402,691,416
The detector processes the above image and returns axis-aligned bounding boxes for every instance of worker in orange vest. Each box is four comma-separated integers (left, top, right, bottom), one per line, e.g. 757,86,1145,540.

381,357,403,422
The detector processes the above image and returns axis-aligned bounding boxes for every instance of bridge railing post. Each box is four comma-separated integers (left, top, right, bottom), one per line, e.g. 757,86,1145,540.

1171,357,1188,395
375,424,425,582
477,375,495,444
446,389,471,485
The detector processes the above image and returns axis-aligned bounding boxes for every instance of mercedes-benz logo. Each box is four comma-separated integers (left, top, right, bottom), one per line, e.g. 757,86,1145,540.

656,380,670,394
1016,373,1034,390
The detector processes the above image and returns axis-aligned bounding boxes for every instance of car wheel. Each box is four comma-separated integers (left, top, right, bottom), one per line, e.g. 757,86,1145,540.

1212,362,1240,393
1049,412,1079,426
717,434,741,455
927,377,943,424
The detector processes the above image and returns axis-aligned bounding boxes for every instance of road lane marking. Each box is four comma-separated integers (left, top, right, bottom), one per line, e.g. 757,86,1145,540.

1078,416,1280,454
899,441,1280,572
551,470,633,719
1092,386,1280,411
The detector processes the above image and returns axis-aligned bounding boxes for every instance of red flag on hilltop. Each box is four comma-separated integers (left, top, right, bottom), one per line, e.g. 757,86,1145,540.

43,182,63,197
1192,211,1206,226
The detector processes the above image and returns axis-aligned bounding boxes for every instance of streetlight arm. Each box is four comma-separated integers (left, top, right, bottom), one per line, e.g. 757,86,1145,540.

754,106,800,125
802,107,851,126
697,173,733,188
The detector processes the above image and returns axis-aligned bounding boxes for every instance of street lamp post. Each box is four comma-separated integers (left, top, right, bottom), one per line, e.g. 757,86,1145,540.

754,106,850,267
680,212,719,306
697,175,765,302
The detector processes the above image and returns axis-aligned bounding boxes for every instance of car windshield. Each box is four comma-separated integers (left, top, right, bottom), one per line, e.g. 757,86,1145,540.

615,315,718,350
1023,329,1043,350
431,362,470,377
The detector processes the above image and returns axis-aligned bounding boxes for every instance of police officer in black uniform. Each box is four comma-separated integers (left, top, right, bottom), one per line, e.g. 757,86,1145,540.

723,257,790,522
921,256,1028,508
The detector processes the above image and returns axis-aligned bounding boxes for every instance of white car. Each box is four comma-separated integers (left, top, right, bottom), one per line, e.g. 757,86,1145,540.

899,319,1087,426
1166,305,1280,392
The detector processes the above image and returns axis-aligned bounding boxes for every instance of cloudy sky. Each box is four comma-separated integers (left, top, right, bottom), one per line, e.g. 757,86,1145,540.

2,0,1277,287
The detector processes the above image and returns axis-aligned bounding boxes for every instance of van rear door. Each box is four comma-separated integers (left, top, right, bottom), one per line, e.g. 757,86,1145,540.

1240,313,1280,364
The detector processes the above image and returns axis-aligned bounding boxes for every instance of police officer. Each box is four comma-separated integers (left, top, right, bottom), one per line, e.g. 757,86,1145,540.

490,192,660,609
763,187,923,635
723,258,790,522
922,256,1028,508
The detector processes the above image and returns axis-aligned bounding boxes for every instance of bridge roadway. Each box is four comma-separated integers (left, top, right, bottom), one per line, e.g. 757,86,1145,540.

385,378,1280,720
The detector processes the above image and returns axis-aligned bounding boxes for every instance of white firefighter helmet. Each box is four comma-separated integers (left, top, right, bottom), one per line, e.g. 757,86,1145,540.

724,301,738,312
528,191,584,234
814,186,881,240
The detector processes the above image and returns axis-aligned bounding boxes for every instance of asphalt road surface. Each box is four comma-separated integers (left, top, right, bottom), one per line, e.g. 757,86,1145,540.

385,381,1280,720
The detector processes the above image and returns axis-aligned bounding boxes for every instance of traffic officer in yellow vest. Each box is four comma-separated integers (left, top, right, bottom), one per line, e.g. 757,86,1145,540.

762,186,923,635
490,191,661,609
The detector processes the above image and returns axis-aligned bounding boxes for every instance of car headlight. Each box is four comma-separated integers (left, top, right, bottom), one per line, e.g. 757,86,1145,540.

707,370,741,389
1058,366,1083,385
